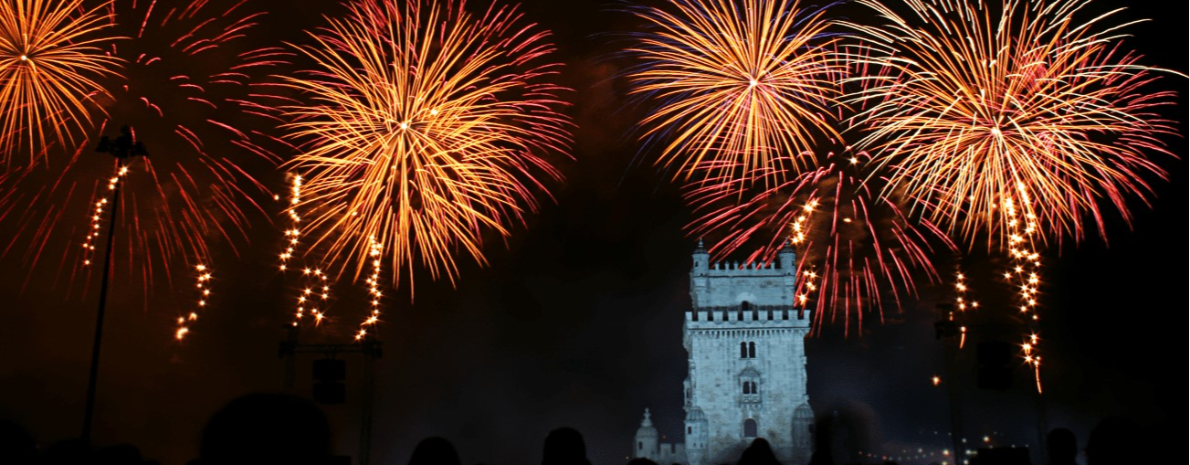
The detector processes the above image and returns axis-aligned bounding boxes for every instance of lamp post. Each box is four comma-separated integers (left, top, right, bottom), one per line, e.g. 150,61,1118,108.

82,126,147,444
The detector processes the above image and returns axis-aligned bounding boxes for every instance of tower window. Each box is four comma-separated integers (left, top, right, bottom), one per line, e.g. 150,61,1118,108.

688,427,693,434
638,442,643,451
749,342,757,358
740,342,748,359
744,419,758,438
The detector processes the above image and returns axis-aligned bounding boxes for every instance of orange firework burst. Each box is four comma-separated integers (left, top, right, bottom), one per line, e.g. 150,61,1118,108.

845,0,1182,243
282,0,571,291
1,0,287,297
0,0,121,165
626,0,843,186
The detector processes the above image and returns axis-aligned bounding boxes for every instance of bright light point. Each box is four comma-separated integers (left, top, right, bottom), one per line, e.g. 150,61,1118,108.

748,79,758,88
399,122,409,130
430,109,438,115
19,55,27,61
850,157,859,165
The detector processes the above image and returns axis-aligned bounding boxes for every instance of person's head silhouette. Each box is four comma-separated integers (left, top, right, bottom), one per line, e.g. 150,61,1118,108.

408,437,461,465
192,393,332,465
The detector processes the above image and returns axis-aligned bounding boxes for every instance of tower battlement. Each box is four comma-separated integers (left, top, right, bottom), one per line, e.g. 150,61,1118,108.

684,307,811,328
693,260,792,276
690,243,799,309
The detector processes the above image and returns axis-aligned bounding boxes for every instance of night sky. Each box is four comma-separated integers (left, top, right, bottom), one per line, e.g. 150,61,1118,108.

0,1,1185,465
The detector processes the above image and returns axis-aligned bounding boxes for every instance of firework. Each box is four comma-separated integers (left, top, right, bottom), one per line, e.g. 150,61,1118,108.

626,0,843,186
845,0,1181,243
0,0,122,165
686,150,954,335
282,0,571,290
1,0,287,295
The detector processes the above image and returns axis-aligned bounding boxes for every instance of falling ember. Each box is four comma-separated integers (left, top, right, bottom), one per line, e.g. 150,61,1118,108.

932,376,942,387
0,0,122,164
81,164,128,267
356,237,384,341
625,0,843,187
281,0,571,291
175,264,211,341
1005,192,1045,394
279,174,335,330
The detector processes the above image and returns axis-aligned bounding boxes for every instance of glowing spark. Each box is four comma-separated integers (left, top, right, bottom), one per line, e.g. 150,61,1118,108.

175,264,211,341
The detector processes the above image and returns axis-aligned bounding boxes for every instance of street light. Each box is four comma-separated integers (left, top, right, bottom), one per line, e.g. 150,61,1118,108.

82,125,147,443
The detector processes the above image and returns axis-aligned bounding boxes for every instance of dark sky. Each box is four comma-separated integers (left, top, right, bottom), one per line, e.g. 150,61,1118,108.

0,1,1185,465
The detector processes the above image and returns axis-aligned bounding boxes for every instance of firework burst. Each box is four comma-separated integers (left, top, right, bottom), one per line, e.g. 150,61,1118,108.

844,0,1181,243
626,0,843,186
1,0,288,296
282,0,571,291
0,0,122,165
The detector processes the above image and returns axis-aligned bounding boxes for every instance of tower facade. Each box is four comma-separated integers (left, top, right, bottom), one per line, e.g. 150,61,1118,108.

636,243,813,465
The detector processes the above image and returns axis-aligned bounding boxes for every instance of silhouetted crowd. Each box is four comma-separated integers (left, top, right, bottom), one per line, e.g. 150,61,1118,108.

0,393,1155,465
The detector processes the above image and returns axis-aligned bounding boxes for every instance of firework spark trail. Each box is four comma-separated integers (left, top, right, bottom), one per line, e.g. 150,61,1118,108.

174,263,211,341
686,151,955,336
1,0,288,300
1004,189,1045,393
844,0,1181,243
282,0,571,293
0,0,122,165
355,236,383,341
279,174,334,329
951,270,979,350
625,0,844,188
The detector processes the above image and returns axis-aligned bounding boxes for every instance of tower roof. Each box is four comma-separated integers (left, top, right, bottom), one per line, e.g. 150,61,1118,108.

636,408,658,439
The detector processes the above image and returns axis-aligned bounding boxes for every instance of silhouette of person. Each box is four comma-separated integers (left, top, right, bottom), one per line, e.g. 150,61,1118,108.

0,419,36,465
408,437,462,465
542,427,592,465
627,459,659,465
1086,417,1141,465
190,393,333,465
1047,428,1079,465
95,444,149,465
738,438,782,465
39,439,92,465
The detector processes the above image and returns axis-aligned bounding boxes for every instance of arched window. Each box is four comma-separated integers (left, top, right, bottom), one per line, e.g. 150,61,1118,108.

638,442,643,451
750,381,759,395
740,342,748,359
742,382,751,395
744,419,758,438
688,427,693,434
748,342,757,358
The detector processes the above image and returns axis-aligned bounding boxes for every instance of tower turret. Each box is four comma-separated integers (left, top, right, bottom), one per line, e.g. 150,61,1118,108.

777,241,797,275
693,239,709,274
634,409,660,460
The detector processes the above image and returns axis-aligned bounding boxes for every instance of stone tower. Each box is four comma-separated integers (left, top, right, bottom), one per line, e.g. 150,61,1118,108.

683,241,814,465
